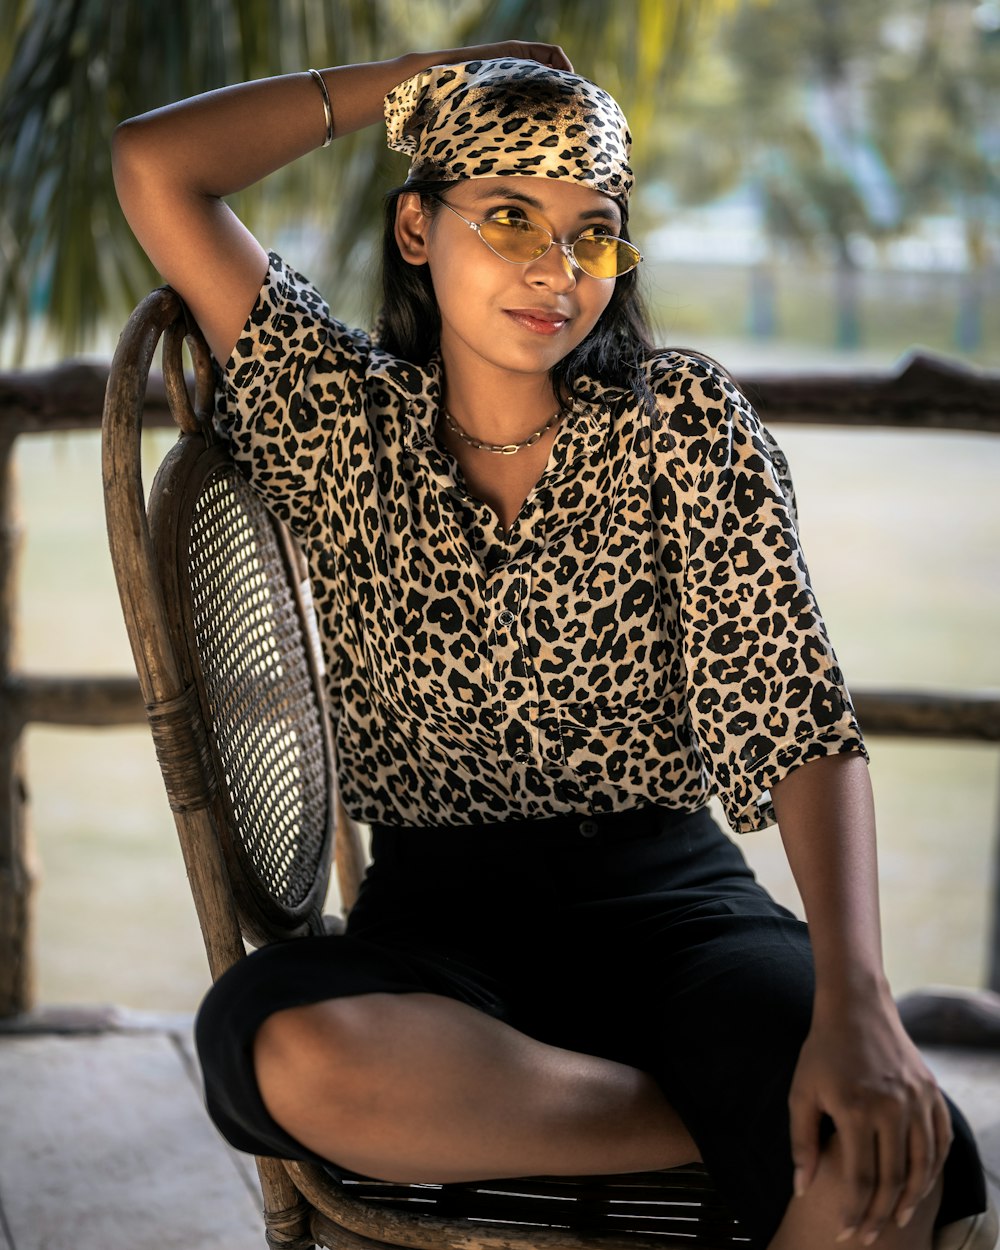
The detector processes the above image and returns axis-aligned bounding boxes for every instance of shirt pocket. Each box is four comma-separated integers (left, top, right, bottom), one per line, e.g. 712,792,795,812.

548,646,686,765
347,591,409,711
555,693,693,787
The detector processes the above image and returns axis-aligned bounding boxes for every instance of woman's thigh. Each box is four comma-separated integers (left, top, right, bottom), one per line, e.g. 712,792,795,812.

506,808,811,1061
580,892,815,1248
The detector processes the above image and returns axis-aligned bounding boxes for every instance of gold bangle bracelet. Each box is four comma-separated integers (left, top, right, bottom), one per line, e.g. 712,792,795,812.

307,68,334,148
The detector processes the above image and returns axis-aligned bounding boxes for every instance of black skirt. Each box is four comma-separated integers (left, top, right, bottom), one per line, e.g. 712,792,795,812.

195,804,987,1248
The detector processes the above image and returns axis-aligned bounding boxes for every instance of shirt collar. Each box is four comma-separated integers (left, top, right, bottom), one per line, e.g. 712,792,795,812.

368,347,443,449
368,343,623,463
551,379,617,472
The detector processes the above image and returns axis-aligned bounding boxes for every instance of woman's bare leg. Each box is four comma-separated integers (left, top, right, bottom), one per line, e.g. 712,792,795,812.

768,1133,944,1250
253,991,699,1182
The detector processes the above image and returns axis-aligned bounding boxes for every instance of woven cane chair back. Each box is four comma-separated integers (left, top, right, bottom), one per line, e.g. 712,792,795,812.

103,288,747,1250
148,437,334,945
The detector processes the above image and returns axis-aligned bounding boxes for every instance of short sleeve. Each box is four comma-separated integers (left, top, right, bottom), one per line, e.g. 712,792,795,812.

656,355,868,833
213,251,370,536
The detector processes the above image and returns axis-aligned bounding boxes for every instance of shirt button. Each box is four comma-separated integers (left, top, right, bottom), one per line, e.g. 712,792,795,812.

513,750,532,764
497,610,515,628
579,819,600,838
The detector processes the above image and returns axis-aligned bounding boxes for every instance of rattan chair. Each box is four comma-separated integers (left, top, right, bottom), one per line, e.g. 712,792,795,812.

102,287,750,1250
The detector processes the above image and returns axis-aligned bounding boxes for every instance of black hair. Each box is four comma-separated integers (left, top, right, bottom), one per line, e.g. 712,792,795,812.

374,178,659,413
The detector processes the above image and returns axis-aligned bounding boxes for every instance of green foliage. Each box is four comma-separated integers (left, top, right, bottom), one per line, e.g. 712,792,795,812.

655,0,999,262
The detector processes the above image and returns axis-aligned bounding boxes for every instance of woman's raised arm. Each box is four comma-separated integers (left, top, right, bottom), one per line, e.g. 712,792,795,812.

112,42,572,364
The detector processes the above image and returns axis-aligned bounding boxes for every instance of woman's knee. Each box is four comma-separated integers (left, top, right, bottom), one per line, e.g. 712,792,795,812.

253,992,395,1123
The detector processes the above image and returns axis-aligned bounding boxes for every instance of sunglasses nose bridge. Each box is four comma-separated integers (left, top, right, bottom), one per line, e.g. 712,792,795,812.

534,221,583,273
557,241,584,274
524,238,580,285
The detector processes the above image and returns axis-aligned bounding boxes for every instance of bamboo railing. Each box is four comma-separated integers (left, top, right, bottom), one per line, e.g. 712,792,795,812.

0,351,998,1018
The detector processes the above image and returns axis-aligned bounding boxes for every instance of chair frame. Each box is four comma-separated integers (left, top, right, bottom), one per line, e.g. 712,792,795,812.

102,287,748,1250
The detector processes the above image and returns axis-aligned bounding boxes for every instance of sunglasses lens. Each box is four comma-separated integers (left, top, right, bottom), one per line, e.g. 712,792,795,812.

574,234,641,278
480,218,551,263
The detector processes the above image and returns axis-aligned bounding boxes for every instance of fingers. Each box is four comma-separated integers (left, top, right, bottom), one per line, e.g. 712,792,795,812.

931,1086,954,1182
538,44,573,72
788,1090,822,1198
890,1084,953,1232
788,1016,954,1242
893,1122,931,1230
506,41,573,72
893,1099,937,1229
461,40,573,72
831,1085,952,1243
854,1117,907,1246
835,1117,880,1243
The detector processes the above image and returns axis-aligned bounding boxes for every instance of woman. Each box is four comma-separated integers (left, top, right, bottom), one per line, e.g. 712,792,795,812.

113,40,993,1250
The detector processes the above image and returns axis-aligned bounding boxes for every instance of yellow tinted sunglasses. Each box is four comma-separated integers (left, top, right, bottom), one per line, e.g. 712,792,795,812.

434,197,642,279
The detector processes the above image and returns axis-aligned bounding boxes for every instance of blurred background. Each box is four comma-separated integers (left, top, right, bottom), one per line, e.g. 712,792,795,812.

0,0,998,1012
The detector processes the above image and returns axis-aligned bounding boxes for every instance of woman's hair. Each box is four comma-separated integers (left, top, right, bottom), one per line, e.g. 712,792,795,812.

374,178,659,412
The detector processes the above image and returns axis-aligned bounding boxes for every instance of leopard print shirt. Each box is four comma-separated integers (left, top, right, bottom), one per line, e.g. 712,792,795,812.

216,253,867,832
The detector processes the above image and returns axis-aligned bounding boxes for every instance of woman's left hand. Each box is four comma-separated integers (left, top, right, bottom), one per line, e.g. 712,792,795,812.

789,991,953,1244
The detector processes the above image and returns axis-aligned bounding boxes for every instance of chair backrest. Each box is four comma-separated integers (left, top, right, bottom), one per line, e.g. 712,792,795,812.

102,286,354,969
148,436,334,945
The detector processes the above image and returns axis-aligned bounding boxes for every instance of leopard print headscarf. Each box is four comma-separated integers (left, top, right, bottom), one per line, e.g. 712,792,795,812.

384,58,633,203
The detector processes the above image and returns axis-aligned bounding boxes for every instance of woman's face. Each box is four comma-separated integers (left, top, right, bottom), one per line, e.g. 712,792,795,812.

396,177,622,387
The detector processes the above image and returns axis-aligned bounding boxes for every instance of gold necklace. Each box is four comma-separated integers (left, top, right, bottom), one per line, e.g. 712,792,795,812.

443,407,562,455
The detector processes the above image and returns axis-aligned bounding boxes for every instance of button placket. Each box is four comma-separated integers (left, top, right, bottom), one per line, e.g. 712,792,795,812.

506,574,537,686
488,564,543,765
487,565,522,761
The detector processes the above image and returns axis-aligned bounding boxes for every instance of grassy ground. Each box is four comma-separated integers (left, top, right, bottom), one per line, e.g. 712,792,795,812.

13,266,1000,1012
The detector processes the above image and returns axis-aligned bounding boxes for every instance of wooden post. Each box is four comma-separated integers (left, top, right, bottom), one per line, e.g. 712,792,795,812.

0,432,33,1017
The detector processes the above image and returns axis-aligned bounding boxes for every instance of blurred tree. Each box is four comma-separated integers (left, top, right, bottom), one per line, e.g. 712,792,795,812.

0,0,719,362
648,0,999,349
873,0,1000,349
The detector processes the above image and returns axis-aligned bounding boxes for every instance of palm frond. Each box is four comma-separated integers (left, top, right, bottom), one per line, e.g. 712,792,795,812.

0,0,444,358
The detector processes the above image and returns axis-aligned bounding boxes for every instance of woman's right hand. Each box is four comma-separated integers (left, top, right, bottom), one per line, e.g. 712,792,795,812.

430,42,573,73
